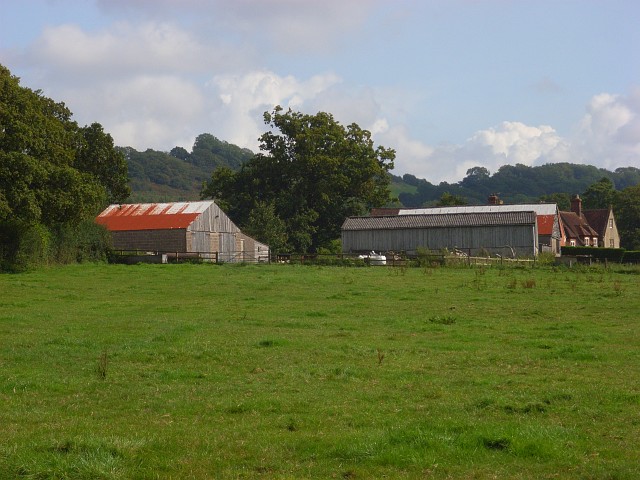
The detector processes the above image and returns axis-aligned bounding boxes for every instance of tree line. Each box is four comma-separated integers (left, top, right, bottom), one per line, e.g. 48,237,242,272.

0,64,129,270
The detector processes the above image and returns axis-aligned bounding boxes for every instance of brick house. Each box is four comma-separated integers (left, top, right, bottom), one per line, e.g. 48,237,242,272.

559,195,620,248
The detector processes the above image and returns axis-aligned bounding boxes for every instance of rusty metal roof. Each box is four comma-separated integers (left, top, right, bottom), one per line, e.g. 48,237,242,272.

96,201,215,231
342,211,536,231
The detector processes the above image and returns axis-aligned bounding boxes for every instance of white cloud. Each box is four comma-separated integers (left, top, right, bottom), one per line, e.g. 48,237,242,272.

572,90,640,168
206,70,343,149
27,22,242,77
394,89,640,184
96,0,381,54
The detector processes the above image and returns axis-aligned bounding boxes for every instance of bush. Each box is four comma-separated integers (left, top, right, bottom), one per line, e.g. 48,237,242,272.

51,221,112,263
0,221,51,272
622,251,640,264
561,246,626,263
0,220,112,272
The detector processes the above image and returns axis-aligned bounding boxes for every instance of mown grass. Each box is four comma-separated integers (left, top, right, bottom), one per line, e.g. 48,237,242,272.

1,262,639,479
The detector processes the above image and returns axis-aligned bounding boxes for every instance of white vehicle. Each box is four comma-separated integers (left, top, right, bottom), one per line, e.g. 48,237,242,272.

358,251,387,266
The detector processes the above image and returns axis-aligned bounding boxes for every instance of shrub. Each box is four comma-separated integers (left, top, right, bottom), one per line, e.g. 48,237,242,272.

622,251,640,264
561,246,625,262
52,220,113,264
0,220,51,272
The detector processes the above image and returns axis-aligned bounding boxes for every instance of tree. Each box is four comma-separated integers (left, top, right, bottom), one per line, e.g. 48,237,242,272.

76,122,130,204
582,177,617,210
202,107,395,252
0,63,127,268
436,192,468,206
243,201,288,254
539,192,571,211
0,65,107,226
615,185,640,250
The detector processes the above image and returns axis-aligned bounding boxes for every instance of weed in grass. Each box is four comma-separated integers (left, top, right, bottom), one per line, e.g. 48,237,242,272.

286,418,298,432
482,436,511,451
473,268,487,290
377,349,385,365
613,280,624,296
96,349,108,380
521,278,536,289
428,315,456,325
506,277,518,289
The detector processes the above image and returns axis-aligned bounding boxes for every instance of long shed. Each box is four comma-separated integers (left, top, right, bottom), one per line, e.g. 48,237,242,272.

371,203,561,254
96,201,269,262
342,211,538,257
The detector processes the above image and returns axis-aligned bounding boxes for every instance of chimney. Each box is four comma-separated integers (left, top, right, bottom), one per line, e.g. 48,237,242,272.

571,194,582,217
488,194,502,205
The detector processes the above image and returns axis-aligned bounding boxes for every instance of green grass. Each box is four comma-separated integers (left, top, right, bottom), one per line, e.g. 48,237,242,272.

1,263,639,479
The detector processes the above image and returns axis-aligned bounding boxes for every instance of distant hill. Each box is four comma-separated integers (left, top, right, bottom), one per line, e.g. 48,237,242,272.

394,163,640,207
121,134,640,206
122,133,254,202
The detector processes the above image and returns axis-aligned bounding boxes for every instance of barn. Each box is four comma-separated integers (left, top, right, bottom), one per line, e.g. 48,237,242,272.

96,201,269,262
341,211,538,258
370,203,562,254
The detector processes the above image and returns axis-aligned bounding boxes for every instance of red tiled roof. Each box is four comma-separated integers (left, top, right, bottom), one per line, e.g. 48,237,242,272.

96,201,213,231
559,211,598,245
583,209,610,236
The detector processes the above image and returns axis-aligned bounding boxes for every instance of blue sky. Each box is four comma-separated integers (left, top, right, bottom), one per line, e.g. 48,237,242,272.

1,0,639,182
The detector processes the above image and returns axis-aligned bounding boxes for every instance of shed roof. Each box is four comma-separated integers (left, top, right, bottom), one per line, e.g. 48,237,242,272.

96,201,215,231
372,204,558,235
343,211,536,231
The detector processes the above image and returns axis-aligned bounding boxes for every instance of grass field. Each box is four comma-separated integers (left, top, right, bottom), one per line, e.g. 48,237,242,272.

1,262,639,479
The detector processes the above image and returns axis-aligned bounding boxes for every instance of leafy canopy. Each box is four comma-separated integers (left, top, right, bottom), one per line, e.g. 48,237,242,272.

0,64,129,227
202,107,395,252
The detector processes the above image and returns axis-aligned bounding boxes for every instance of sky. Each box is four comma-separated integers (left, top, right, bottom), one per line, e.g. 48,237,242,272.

1,0,639,183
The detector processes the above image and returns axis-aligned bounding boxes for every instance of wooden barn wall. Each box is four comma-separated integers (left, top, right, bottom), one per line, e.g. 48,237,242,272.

216,233,240,262
185,203,243,259
111,229,187,252
188,203,240,234
236,233,270,262
342,225,537,257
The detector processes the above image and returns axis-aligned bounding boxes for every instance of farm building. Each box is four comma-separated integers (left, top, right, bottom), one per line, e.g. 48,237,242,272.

342,211,538,258
560,194,620,248
371,202,562,254
95,201,269,262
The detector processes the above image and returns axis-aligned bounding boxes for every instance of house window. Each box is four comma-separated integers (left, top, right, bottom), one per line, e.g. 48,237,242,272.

610,239,614,247
584,238,590,246
609,219,614,228
570,240,576,246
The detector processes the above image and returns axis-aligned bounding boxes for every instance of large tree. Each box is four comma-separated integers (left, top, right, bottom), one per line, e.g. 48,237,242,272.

616,185,640,250
202,107,395,252
1,64,129,269
581,177,617,210
0,64,129,226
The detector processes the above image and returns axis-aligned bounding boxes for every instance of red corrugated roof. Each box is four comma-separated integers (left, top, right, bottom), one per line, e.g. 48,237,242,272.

96,202,212,231
536,215,555,235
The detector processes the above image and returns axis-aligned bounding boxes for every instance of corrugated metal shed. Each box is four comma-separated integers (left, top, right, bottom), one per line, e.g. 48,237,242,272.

96,201,215,231
342,211,538,257
343,212,536,230
392,204,558,236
